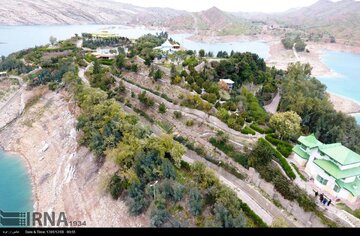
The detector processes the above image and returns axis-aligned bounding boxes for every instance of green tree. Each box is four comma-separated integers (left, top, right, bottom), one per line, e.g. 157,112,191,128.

188,188,203,216
199,49,205,57
269,112,302,141
150,208,170,227
116,54,126,68
154,69,163,81
109,174,124,200
93,59,101,74
161,159,176,179
248,139,274,167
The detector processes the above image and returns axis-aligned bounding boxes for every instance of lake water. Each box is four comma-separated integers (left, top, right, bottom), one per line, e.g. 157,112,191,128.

0,25,270,59
0,25,160,57
0,150,33,212
318,51,360,125
171,34,270,59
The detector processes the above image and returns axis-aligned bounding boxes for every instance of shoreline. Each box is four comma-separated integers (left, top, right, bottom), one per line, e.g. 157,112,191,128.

2,148,40,212
328,92,360,115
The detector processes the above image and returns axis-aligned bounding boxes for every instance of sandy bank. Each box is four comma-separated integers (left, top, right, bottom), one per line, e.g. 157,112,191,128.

0,90,148,227
328,93,360,115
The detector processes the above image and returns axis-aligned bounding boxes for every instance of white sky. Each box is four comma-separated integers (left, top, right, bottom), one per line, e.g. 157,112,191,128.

114,0,345,12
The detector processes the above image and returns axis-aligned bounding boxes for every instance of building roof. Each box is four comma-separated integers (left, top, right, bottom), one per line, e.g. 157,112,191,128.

293,145,310,160
161,40,173,48
336,178,360,196
298,134,323,149
319,143,360,166
219,79,235,84
314,159,360,179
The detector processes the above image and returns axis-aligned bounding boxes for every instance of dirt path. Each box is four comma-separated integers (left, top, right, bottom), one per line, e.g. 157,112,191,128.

293,43,300,61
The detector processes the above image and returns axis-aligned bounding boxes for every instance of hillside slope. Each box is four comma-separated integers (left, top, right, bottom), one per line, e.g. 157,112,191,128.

0,0,184,26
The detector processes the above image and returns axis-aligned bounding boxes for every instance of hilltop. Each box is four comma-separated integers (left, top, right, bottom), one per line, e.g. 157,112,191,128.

1,0,360,44
0,0,185,26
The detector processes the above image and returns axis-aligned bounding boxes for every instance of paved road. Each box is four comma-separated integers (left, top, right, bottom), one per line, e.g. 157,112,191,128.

78,63,92,85
264,91,281,114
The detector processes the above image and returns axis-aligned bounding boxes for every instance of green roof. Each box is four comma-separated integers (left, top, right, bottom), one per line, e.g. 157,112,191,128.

319,143,360,166
314,159,360,179
293,145,310,160
336,178,360,196
298,134,323,149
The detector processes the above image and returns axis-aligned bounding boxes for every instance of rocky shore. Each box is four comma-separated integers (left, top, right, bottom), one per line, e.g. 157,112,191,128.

0,89,148,227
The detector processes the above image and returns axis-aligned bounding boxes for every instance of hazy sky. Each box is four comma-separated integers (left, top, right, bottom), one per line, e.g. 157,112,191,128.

114,0,343,12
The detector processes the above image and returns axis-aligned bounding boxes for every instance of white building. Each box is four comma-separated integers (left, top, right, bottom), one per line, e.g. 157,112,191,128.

219,79,235,91
293,134,360,204
92,47,119,60
154,40,180,53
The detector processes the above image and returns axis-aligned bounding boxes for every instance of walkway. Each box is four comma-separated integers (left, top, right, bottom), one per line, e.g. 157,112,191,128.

293,43,300,61
264,91,281,114
183,152,301,227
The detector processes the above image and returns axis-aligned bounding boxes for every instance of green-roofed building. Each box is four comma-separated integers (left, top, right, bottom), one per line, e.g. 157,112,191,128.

292,134,360,204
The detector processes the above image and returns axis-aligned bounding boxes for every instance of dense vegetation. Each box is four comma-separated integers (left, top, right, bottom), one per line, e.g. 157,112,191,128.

82,33,132,49
0,54,34,74
281,34,307,52
131,32,168,65
60,61,266,227
279,62,360,153
248,138,337,227
12,31,350,228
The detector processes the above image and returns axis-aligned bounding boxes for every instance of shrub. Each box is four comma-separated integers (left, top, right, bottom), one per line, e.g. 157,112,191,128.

133,107,154,123
250,123,274,134
150,208,170,227
258,138,296,180
138,91,155,107
159,103,167,114
173,111,182,119
109,174,124,200
128,183,150,215
209,137,248,168
277,144,293,158
291,163,307,181
188,188,203,216
241,126,256,135
186,120,194,126
266,134,294,147
160,93,173,103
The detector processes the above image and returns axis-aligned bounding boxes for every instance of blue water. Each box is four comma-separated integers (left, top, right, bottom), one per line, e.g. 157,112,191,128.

0,150,33,212
171,34,270,59
318,51,360,125
0,25,270,59
0,25,161,57
354,114,360,124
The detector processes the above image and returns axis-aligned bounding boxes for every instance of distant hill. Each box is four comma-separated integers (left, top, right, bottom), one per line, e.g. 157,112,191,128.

164,7,261,35
0,0,185,26
232,0,360,44
275,0,360,43
0,0,359,43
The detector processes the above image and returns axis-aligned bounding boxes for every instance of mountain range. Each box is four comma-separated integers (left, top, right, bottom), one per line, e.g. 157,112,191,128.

0,0,359,42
